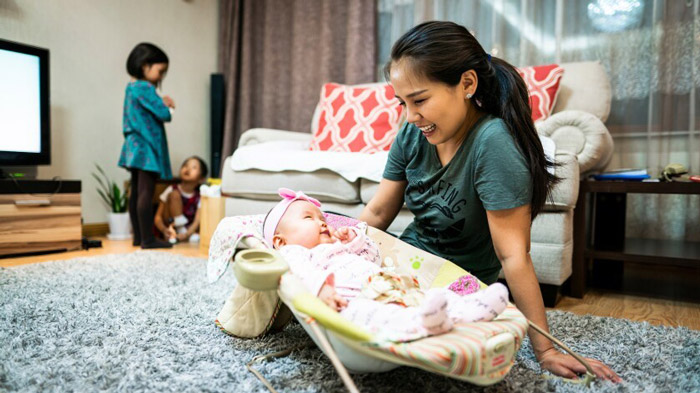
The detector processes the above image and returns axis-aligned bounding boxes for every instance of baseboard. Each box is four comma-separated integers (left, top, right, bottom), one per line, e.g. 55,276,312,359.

82,223,109,237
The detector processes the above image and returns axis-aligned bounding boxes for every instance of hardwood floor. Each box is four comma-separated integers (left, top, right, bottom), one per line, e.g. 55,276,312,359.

2,238,698,331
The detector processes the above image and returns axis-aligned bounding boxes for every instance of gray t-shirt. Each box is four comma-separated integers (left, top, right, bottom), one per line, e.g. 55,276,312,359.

383,115,532,283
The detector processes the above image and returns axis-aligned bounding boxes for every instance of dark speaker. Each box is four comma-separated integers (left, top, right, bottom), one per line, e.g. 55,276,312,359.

210,73,225,178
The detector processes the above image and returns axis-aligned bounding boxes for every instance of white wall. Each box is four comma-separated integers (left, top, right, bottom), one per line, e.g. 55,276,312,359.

0,0,218,224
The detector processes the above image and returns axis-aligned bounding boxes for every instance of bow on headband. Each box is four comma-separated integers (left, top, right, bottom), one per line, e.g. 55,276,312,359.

263,188,322,246
278,188,321,207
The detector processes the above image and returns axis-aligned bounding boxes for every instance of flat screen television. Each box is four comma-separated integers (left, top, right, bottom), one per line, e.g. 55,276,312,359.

0,39,50,170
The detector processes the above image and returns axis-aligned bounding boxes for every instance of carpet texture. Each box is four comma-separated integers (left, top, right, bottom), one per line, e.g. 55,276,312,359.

1,252,698,392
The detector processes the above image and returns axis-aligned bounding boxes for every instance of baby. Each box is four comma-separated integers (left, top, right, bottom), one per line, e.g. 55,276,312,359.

264,188,509,341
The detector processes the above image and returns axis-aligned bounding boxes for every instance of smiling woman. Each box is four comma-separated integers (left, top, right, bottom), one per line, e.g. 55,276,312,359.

359,21,621,383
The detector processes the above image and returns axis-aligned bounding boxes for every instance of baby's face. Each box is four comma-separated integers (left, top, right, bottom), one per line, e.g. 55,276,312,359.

274,200,336,249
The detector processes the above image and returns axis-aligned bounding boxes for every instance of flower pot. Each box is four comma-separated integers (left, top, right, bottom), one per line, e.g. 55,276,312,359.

107,212,132,240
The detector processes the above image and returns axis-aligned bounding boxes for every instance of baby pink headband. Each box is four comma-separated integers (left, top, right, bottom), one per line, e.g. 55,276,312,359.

263,188,321,247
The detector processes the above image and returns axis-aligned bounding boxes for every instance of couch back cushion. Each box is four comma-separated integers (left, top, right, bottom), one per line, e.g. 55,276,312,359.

517,64,565,123
552,61,612,122
309,82,403,153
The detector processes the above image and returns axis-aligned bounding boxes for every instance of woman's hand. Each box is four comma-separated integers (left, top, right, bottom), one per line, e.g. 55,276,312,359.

318,283,347,311
333,226,357,244
538,347,622,383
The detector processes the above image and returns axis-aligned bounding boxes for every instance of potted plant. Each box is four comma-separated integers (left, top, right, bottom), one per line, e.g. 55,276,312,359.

93,164,131,240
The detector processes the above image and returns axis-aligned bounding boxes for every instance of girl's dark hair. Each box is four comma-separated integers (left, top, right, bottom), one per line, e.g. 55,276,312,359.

184,156,208,180
385,21,558,220
126,43,169,78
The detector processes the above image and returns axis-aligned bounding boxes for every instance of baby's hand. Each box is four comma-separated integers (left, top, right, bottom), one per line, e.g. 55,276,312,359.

318,283,347,311
333,226,357,244
162,95,175,109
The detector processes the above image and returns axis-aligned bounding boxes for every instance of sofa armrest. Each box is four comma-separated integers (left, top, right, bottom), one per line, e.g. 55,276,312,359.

544,152,579,212
239,128,312,147
537,110,614,174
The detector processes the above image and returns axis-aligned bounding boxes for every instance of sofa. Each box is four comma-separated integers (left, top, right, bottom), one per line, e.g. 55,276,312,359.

220,61,614,305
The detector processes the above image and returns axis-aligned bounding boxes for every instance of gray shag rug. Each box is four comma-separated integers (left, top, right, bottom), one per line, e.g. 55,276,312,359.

1,252,699,392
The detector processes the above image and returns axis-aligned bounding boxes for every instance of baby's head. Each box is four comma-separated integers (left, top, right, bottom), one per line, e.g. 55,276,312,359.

263,188,335,249
179,156,208,184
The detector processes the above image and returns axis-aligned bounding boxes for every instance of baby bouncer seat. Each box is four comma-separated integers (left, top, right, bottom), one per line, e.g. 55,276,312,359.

207,214,592,392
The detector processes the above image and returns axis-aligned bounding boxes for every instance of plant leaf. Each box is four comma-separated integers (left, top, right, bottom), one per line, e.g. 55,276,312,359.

120,194,129,213
112,183,121,213
92,173,111,200
96,188,111,208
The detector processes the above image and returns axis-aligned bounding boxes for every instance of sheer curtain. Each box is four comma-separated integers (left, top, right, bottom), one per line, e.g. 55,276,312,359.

377,0,700,241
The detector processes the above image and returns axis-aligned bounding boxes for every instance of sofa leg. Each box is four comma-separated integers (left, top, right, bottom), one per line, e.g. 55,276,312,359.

539,284,560,307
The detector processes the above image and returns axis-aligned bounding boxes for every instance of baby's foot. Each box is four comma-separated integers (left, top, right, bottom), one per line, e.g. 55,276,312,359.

420,289,453,335
453,283,509,323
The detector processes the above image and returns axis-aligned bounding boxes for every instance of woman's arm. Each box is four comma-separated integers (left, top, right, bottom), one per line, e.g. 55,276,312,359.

359,178,407,231
487,204,621,382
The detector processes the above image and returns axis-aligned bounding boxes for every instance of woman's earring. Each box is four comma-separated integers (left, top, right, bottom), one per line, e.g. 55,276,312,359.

466,93,473,99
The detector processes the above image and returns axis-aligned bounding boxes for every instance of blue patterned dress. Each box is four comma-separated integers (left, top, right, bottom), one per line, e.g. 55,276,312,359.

118,80,173,179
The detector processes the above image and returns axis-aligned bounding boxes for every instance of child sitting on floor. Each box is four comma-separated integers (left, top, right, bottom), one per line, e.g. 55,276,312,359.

263,188,509,341
154,156,208,243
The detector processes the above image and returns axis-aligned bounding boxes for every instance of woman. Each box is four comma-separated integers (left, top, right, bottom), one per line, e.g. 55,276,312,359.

359,21,620,382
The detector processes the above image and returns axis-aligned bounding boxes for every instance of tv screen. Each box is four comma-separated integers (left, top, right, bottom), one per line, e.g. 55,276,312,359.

0,39,50,166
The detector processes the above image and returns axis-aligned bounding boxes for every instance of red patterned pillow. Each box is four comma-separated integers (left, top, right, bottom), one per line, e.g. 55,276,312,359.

309,83,403,153
517,64,565,122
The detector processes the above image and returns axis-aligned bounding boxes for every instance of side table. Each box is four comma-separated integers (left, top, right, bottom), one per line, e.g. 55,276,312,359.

199,195,225,252
571,180,700,298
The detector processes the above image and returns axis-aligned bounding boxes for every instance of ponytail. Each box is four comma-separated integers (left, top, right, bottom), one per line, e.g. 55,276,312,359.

476,57,559,219
386,21,559,220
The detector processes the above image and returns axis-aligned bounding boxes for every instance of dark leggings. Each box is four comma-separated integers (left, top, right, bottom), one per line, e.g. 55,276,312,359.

129,169,158,244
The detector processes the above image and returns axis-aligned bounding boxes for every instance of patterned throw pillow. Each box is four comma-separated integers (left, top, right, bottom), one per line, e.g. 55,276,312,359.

309,83,403,153
517,64,565,122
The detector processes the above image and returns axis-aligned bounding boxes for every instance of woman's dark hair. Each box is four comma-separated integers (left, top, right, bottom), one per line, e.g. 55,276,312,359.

126,43,169,78
184,156,208,180
385,21,558,220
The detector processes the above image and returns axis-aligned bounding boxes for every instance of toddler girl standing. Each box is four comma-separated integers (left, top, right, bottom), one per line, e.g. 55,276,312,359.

118,42,175,249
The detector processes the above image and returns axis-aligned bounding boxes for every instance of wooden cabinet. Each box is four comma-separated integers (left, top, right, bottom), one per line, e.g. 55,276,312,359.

0,180,82,257
571,180,700,297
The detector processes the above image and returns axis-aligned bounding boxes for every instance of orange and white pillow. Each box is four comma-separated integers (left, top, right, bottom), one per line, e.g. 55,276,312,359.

517,64,565,122
309,83,403,154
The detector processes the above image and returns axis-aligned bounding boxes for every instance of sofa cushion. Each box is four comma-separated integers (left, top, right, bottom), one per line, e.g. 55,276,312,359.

309,82,403,153
221,168,361,204
229,140,387,183
553,61,612,122
517,64,564,122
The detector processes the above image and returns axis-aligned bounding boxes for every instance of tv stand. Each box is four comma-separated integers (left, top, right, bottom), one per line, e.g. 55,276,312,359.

0,179,82,257
0,166,38,180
